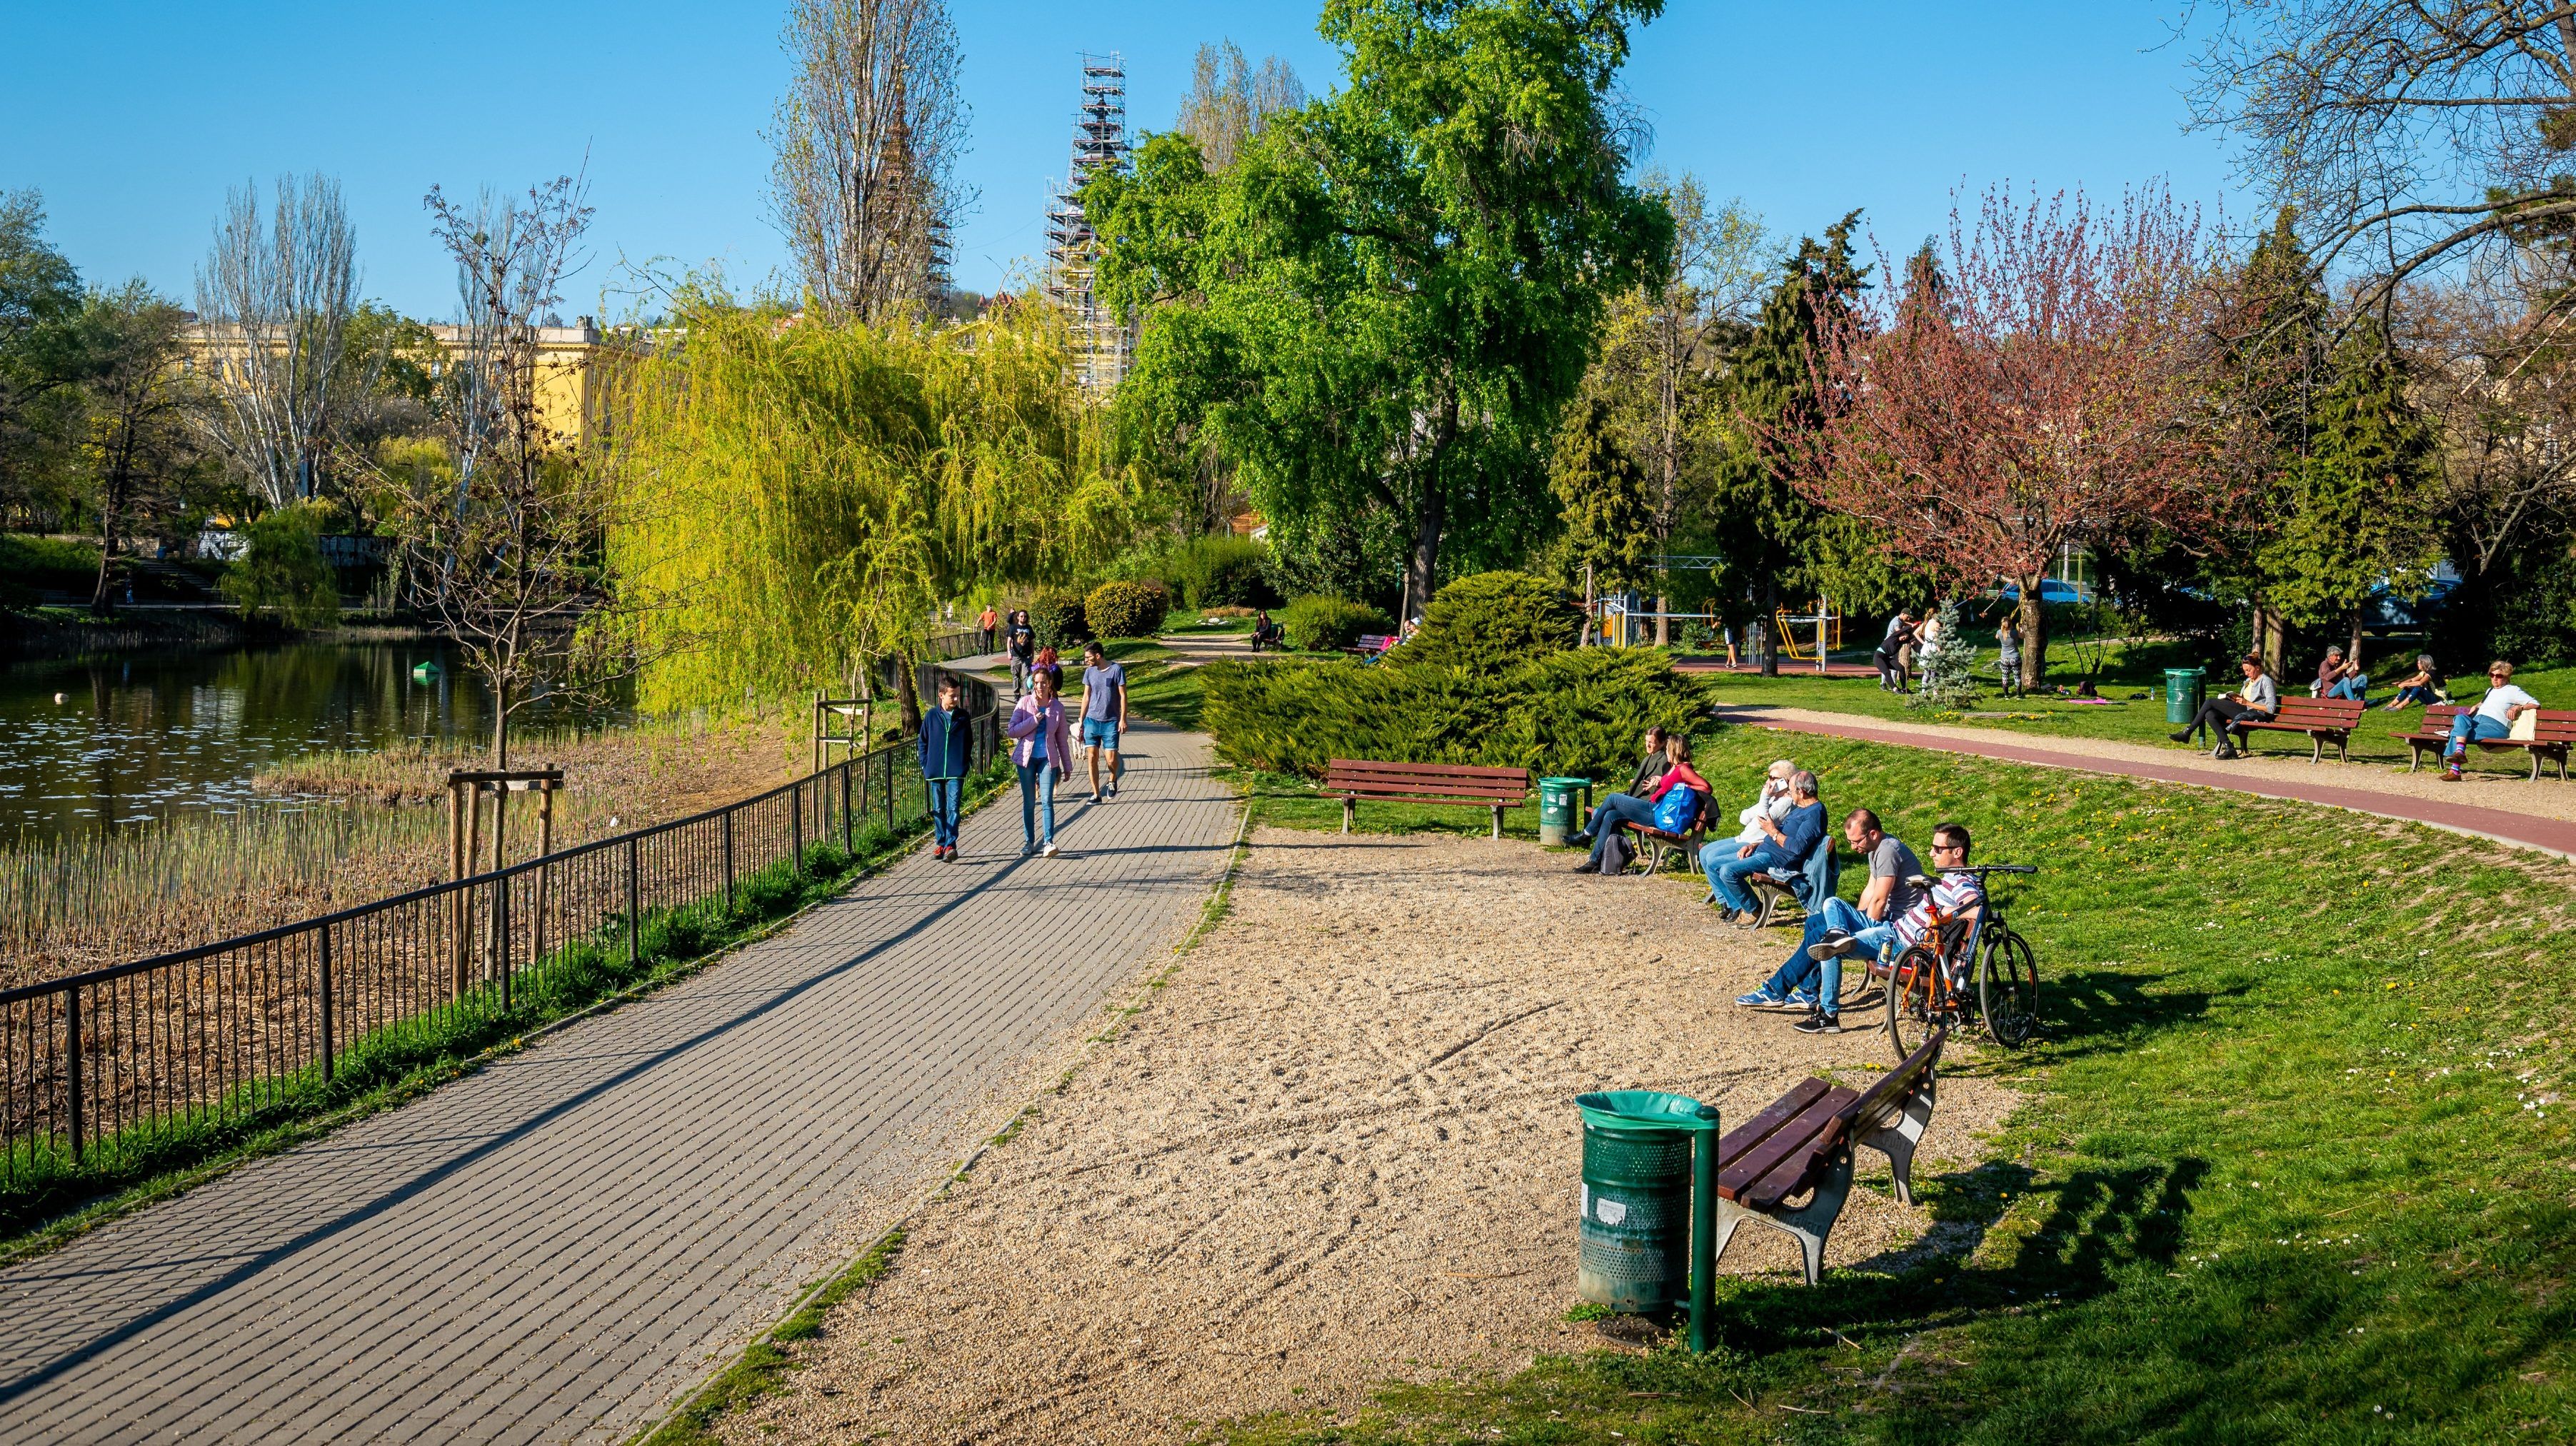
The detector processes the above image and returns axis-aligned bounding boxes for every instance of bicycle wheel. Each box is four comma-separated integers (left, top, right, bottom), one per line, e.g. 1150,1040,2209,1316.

1883,945,1940,1063
1979,928,2041,1046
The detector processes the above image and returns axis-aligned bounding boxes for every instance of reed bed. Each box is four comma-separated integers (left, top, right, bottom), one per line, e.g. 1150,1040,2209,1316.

2,714,802,988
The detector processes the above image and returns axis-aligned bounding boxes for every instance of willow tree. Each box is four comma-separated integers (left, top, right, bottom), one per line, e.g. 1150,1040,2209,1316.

611,293,1147,728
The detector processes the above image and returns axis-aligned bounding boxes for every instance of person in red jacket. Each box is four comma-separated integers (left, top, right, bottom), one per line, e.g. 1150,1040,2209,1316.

1565,733,1708,872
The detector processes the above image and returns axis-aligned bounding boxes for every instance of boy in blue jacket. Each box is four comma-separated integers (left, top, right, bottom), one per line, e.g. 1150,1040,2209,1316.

918,674,973,861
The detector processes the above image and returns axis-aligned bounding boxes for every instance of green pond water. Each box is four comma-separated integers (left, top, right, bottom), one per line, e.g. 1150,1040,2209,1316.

0,642,628,841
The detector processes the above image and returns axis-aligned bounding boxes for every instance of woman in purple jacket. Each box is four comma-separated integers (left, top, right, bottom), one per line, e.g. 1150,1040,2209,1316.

1006,671,1073,856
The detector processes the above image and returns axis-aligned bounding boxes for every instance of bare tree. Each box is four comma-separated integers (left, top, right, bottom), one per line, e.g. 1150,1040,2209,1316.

77,282,201,615
415,174,613,773
194,174,359,508
2405,263,2576,574
770,0,968,322
2186,1,2576,316
1175,41,1305,171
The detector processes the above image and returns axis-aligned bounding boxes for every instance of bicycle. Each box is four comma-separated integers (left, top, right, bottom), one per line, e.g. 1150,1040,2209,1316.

1872,864,2041,1062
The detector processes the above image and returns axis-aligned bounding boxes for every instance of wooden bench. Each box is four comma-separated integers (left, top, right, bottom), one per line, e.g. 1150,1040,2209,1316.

1324,759,1529,838
2395,703,2576,780
1340,633,1397,658
1709,1029,1944,1285
2230,695,2367,762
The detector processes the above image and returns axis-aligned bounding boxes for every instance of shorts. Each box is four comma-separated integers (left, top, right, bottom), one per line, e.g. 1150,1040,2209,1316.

1080,718,1120,749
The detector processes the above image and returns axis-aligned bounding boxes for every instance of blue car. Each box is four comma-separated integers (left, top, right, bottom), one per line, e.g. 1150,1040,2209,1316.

1992,579,2093,606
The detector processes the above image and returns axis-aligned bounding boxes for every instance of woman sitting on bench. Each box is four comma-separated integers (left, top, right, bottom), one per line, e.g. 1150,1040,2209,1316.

2169,654,2276,759
1567,733,1705,871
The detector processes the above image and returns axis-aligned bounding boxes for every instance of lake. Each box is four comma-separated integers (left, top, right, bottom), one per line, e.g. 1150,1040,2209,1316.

0,642,629,840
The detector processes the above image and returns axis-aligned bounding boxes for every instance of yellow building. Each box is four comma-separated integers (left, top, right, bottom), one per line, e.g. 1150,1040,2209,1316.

181,317,642,450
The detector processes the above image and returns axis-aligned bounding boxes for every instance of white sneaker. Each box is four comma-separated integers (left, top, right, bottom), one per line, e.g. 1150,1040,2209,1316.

1041,840,1061,858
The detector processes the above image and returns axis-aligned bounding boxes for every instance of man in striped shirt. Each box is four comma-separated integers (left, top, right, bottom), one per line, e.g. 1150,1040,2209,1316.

1795,821,1985,1035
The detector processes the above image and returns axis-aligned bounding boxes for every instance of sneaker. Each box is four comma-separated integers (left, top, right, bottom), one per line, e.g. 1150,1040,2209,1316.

1793,1013,1843,1035
1091,792,1104,804
1733,989,1788,1008
1041,840,1061,857
1805,930,1855,963
1783,987,1820,1010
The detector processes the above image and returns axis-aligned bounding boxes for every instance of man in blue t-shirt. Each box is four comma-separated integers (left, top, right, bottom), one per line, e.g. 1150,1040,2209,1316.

1078,641,1129,803
1699,770,1823,923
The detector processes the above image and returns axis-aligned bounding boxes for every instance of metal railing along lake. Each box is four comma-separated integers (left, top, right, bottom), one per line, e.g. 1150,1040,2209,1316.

0,656,1001,1196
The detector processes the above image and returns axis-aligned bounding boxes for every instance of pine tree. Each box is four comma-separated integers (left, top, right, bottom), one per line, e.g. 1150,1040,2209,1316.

1549,388,1657,617
2257,318,2442,662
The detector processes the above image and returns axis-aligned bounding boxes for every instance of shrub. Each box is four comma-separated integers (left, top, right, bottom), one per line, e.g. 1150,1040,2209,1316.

1028,590,1088,649
1086,578,1171,638
1200,647,1704,780
1394,571,1583,671
1280,596,1391,653
1163,534,1278,609
219,506,339,629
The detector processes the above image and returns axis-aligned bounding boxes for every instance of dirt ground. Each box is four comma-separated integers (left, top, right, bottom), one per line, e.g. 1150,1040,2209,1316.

732,827,2020,1445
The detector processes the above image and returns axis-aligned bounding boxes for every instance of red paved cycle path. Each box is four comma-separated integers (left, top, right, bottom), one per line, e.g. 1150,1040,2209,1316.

1721,708,2576,860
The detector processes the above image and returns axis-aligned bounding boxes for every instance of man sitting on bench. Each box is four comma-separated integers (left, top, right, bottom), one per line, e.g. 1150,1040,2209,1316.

1700,770,1824,924
1735,817,1982,1034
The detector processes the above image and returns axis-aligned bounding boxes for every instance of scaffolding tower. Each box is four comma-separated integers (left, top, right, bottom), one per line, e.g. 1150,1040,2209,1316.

1045,53,1133,391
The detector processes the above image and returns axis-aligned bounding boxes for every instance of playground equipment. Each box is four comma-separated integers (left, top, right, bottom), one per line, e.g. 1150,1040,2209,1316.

1774,598,1843,673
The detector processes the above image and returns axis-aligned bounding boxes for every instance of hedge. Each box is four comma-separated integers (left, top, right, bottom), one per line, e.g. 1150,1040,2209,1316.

1029,590,1088,648
1393,571,1584,672
1199,647,1705,781
1280,596,1390,652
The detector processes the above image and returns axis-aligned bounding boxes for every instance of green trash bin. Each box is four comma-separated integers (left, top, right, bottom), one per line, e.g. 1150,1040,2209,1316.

2164,667,2205,725
1575,1090,1718,1323
1538,776,1593,848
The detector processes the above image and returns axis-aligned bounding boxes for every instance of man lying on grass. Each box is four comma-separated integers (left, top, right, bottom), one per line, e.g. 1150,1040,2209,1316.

1737,816,1984,1035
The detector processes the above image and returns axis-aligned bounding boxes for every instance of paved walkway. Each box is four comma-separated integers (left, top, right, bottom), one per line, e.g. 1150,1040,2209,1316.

1723,705,2576,860
0,723,1238,1445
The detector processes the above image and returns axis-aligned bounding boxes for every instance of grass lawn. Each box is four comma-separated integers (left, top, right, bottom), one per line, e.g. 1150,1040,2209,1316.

1701,651,2576,775
1219,724,2576,1444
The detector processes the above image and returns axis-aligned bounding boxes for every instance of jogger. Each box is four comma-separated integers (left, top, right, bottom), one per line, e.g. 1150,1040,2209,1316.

917,673,972,862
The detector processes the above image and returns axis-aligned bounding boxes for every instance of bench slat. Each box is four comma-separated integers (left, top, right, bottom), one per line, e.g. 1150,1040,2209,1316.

1325,759,1530,781
1713,1078,1829,1165
1843,1030,1944,1137
1718,1086,1857,1206
1328,780,1528,803
1323,771,1529,792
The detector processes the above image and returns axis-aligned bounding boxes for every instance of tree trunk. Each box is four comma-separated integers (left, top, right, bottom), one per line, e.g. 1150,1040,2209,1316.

2016,577,2046,687
896,655,923,736
2346,610,2365,676
2252,602,2286,678
91,503,119,618
1758,577,1780,677
490,673,511,768
1655,593,1670,648
1404,481,1442,625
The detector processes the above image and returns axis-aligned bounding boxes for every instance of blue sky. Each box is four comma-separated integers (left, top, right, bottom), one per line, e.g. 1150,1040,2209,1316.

0,2,2246,319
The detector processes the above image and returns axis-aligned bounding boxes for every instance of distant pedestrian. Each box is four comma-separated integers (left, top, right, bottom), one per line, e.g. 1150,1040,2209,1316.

1995,616,2023,696
1033,645,1064,693
1006,669,1072,856
1006,611,1037,698
1078,640,1128,803
918,673,973,862
977,603,998,654
1875,611,1918,692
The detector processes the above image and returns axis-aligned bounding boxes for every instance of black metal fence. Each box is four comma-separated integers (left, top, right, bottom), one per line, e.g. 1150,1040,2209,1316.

0,658,999,1196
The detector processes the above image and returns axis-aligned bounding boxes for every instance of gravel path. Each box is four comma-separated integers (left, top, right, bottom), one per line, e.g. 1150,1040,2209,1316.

732,828,2018,1445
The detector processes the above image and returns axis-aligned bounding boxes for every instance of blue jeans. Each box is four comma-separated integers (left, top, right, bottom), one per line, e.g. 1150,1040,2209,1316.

1583,793,1655,863
2390,685,2435,707
2445,712,2510,758
1016,760,1058,845
926,777,963,847
1758,898,1896,1015
2327,674,2368,701
1700,844,1786,914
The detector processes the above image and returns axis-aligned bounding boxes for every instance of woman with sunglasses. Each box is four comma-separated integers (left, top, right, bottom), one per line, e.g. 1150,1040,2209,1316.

2440,661,2540,781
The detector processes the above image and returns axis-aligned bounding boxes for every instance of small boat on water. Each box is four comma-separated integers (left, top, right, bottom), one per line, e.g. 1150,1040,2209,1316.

411,661,441,683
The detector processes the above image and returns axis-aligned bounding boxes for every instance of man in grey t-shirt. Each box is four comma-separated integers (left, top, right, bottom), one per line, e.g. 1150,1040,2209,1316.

1078,641,1129,803
1736,808,1920,1013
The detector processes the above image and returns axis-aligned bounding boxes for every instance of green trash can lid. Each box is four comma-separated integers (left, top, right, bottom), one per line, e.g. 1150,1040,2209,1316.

1540,775,1593,787
1576,1089,1718,1133
2164,667,2202,678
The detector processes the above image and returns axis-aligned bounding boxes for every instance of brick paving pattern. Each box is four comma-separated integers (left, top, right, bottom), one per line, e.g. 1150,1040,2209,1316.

0,723,1237,1445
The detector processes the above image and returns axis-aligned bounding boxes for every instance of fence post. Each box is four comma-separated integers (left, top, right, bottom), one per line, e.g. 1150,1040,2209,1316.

883,748,895,833
723,809,736,914
496,873,512,1012
842,760,853,852
319,923,336,1083
792,778,804,875
628,835,642,968
64,987,83,1168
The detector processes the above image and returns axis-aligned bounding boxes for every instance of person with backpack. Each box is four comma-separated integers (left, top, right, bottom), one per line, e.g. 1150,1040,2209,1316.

917,673,973,862
1006,669,1072,856
1565,733,1706,873
1700,770,1825,923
